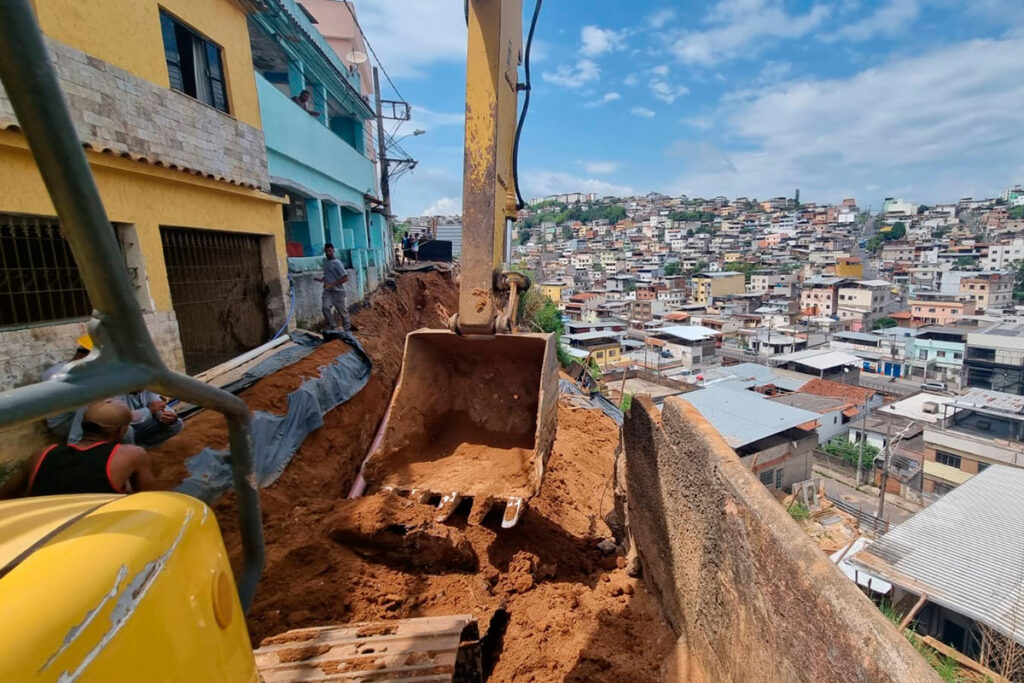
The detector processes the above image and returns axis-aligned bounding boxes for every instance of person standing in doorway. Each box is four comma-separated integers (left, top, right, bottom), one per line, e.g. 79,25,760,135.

317,243,351,331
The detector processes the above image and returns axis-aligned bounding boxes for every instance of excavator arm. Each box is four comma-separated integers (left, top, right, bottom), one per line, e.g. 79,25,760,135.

363,0,559,528
457,0,522,335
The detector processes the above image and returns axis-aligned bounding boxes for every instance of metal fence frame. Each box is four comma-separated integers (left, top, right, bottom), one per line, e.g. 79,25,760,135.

0,0,264,611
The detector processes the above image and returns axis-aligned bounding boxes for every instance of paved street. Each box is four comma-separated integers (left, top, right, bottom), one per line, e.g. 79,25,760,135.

815,466,919,526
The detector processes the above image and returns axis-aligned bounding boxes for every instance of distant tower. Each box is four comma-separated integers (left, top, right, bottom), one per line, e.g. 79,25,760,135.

795,188,800,206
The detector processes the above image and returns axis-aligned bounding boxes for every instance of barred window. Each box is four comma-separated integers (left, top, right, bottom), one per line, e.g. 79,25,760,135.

0,214,91,327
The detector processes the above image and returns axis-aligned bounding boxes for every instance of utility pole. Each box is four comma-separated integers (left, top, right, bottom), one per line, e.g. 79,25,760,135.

372,67,413,224
856,397,868,487
876,421,892,524
372,67,390,220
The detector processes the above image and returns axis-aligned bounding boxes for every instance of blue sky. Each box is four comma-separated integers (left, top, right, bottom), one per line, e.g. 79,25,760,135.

354,0,1024,217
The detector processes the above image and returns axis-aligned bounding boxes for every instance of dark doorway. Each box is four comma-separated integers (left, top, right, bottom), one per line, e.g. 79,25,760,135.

161,227,269,374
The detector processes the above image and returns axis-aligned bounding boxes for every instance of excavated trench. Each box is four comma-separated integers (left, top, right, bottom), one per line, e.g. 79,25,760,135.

150,272,676,682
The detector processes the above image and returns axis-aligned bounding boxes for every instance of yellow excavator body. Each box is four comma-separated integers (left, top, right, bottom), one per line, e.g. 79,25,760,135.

0,493,257,682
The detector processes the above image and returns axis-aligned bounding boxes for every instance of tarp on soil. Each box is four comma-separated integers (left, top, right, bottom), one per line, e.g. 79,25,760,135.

177,332,372,503
558,378,624,426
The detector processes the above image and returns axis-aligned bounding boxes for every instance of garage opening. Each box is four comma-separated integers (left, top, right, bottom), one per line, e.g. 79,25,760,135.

161,226,269,374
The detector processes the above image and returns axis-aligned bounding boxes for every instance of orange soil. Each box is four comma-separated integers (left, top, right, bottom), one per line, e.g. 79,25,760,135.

152,271,675,681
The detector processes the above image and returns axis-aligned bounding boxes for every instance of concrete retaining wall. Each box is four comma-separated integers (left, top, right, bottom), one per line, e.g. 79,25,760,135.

621,395,939,682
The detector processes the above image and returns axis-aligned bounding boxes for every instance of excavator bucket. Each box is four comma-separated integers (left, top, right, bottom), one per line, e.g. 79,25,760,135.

364,329,559,528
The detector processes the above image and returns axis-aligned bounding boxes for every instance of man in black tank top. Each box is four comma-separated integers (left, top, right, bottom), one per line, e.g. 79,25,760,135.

27,400,157,496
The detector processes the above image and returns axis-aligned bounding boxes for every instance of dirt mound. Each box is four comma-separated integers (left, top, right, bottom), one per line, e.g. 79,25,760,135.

150,272,455,491
152,271,675,681
325,494,478,573
149,339,355,488
240,401,674,682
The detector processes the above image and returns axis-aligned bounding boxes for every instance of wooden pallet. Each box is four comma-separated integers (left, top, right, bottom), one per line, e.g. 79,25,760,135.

254,615,481,682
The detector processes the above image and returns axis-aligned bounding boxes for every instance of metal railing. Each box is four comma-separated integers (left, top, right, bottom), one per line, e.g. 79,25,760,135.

826,493,890,534
0,0,264,611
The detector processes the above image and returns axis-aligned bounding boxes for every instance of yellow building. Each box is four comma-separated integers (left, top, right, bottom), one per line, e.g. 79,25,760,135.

0,0,288,386
691,271,745,305
835,257,864,279
590,343,620,368
540,281,570,303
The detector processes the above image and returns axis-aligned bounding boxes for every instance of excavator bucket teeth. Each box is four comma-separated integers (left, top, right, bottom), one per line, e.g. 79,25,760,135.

364,329,558,527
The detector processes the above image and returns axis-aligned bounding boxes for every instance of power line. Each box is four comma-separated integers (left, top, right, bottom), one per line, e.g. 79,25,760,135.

343,1,406,103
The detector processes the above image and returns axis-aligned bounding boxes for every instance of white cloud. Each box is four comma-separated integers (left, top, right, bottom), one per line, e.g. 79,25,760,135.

681,114,714,129
350,1,466,79
623,73,639,87
649,80,690,103
630,106,656,118
665,36,1024,205
670,0,830,65
579,161,621,175
828,0,920,43
584,91,621,108
647,8,677,29
580,25,625,57
422,197,460,216
522,171,634,199
650,64,670,77
542,59,600,88
408,106,464,131
756,60,793,84
393,166,462,219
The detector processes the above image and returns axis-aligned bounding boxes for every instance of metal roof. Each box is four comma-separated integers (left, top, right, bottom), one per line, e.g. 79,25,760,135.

681,386,821,448
954,387,1024,416
656,325,720,341
772,348,861,370
833,331,883,343
849,466,1024,645
563,331,620,342
768,393,848,413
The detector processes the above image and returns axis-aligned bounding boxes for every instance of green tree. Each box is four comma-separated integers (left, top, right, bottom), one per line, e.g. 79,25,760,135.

392,220,410,244
663,262,681,276
724,261,758,281
824,438,878,469
561,225,573,240
1013,260,1024,301
517,229,531,245
872,317,898,330
890,222,907,239
1010,206,1024,220
533,298,564,335
955,256,975,268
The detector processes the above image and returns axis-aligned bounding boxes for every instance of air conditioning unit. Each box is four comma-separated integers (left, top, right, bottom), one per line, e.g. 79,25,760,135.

922,401,939,414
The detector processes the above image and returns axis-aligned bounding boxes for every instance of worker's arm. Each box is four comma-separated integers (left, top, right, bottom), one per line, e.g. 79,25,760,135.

115,445,158,492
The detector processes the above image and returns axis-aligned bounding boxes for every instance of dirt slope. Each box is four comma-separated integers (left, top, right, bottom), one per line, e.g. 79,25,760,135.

151,271,675,681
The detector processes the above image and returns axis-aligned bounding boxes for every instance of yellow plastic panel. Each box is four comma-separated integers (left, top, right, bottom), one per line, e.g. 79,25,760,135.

0,494,117,568
0,492,258,682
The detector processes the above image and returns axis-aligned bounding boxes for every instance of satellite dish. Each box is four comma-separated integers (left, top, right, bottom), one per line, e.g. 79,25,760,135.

345,50,368,65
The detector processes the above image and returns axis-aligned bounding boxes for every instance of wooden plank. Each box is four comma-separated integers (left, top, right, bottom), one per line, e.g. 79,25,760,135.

254,616,476,683
920,636,1010,683
257,630,465,659
258,643,458,671
260,615,473,645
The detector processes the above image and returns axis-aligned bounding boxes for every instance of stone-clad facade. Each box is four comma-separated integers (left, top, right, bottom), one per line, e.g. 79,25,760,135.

0,37,270,190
